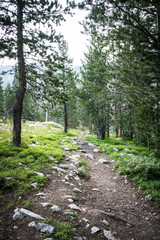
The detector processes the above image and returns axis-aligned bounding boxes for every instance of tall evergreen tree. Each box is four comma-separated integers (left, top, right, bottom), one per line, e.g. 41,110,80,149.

0,77,4,117
0,0,75,146
80,35,112,139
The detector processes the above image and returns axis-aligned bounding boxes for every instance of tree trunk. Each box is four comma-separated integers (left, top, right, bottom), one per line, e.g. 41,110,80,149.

115,102,119,138
45,111,48,122
13,0,26,146
64,102,68,133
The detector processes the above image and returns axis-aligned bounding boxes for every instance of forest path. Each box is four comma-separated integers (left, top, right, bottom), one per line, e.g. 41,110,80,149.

4,135,160,240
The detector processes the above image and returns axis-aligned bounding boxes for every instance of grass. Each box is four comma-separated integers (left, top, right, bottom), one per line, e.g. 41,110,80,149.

77,158,90,179
0,121,80,202
44,219,74,240
86,135,160,208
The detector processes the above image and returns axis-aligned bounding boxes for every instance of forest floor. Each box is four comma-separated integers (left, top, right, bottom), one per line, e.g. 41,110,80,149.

1,134,160,240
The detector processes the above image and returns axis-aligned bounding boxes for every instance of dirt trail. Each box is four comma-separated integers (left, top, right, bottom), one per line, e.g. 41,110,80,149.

1,136,160,240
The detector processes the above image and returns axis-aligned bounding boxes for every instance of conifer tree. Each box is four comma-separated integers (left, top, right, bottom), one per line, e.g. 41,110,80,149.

0,0,75,146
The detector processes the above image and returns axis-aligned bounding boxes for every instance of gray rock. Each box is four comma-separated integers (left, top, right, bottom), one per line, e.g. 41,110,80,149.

73,187,82,193
64,211,74,215
103,230,119,240
41,202,50,207
92,188,99,191
113,148,118,152
36,192,45,196
60,164,77,170
43,238,52,240
28,221,36,227
145,195,152,201
88,143,94,147
84,154,93,159
34,171,44,177
51,205,60,212
35,222,55,234
13,211,24,220
102,219,109,226
98,158,109,164
69,203,81,211
52,166,66,173
19,208,45,220
93,149,99,152
48,155,55,160
91,226,100,234
74,176,80,181
31,182,38,188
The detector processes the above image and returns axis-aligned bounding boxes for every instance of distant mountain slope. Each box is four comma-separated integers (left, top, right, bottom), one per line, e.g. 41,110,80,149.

0,65,81,89
0,65,14,89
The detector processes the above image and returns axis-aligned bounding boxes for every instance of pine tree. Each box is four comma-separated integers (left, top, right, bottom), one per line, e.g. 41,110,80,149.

0,77,4,117
0,0,75,146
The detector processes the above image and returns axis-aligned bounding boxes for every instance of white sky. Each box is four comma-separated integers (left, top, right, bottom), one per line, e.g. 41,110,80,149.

0,6,89,67
57,7,89,66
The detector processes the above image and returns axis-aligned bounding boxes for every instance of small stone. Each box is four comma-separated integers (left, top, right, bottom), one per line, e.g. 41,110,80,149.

93,149,99,152
43,238,52,240
73,188,82,193
102,220,109,226
51,205,60,212
88,143,94,147
85,223,90,228
41,202,50,207
64,195,72,198
74,176,80,181
113,148,118,152
84,154,93,159
145,195,152,201
91,226,100,234
13,211,24,220
34,171,44,177
103,230,118,240
31,182,38,188
36,192,45,196
92,188,99,191
35,223,54,234
98,158,109,164
124,148,130,152
5,177,14,181
28,221,36,227
52,166,66,173
19,208,45,220
13,226,18,230
60,164,77,170
64,211,74,215
68,198,74,203
48,155,55,160
69,204,81,211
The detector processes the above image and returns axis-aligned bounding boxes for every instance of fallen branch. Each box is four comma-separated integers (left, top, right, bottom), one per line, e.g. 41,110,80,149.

97,209,135,227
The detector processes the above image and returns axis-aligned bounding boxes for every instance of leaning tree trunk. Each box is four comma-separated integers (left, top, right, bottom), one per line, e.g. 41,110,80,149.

13,0,26,146
64,102,68,133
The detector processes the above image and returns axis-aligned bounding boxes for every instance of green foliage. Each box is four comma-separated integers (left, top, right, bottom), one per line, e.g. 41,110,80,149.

77,158,90,179
44,219,74,240
0,121,80,199
0,77,4,116
86,135,160,207
53,221,74,240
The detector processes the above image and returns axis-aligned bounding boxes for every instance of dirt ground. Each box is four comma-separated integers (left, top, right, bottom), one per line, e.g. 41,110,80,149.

1,136,160,240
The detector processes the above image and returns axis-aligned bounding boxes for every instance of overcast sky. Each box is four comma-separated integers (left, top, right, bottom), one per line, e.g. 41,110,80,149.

0,5,89,67
57,7,89,66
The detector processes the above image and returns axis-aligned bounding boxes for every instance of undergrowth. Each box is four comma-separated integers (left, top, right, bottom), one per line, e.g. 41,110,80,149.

86,135,160,208
0,121,80,203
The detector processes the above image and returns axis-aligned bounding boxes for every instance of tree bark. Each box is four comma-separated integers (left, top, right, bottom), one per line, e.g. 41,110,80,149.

64,102,68,133
13,0,26,146
115,102,119,138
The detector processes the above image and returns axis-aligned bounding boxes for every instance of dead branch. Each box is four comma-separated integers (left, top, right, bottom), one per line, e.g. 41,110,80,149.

97,209,135,227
